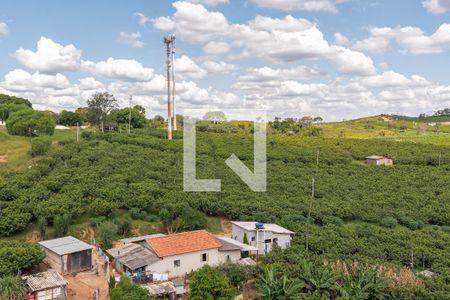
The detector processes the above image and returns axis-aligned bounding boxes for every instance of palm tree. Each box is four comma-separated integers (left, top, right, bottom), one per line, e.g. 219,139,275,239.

0,276,27,300
297,260,340,297
256,265,303,300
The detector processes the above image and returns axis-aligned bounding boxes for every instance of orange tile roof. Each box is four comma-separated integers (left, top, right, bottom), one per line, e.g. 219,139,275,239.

146,230,222,257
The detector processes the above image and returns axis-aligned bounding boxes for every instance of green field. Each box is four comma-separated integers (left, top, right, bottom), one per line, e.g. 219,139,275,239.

1,116,449,297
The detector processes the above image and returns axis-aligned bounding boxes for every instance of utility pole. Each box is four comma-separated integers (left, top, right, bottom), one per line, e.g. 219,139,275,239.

164,36,173,140
171,33,177,131
316,150,320,166
76,122,79,143
305,177,315,252
128,95,132,134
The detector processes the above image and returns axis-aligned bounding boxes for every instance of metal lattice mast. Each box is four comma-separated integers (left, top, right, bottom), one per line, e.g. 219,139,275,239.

171,33,177,131
164,36,173,140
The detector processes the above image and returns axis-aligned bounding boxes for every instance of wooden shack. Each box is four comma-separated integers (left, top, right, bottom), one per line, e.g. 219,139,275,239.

39,236,92,274
22,269,67,300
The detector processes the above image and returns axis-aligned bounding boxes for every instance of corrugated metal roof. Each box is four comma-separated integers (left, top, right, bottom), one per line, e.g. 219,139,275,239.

216,236,258,251
143,282,176,296
39,236,91,256
231,222,294,234
22,270,67,292
119,234,165,244
106,243,159,270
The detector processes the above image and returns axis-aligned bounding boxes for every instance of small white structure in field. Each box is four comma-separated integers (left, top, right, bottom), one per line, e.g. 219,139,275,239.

366,155,393,166
231,222,294,255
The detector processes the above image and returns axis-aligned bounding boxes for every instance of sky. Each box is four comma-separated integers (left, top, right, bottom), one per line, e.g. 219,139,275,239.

0,0,450,121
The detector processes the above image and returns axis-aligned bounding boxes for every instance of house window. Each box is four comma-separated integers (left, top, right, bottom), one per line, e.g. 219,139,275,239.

37,291,45,300
174,260,180,268
251,236,255,242
264,239,271,243
226,255,231,262
273,238,278,245
201,253,208,262
53,287,62,297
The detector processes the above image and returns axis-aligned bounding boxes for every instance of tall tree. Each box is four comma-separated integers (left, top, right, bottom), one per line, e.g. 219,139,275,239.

87,92,117,133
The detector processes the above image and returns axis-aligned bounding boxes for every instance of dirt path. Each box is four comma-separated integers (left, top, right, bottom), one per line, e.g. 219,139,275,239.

64,250,109,300
218,218,232,237
0,155,7,163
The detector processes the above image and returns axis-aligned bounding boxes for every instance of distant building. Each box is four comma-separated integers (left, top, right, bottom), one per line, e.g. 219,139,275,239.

39,236,92,274
22,269,67,300
366,155,393,166
231,221,294,254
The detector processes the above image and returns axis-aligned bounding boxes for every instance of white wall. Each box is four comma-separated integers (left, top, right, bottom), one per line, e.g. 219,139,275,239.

231,224,292,254
146,248,221,278
218,250,241,264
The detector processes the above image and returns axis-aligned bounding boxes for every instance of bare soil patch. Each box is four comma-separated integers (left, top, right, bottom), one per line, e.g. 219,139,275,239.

0,155,7,163
64,250,109,300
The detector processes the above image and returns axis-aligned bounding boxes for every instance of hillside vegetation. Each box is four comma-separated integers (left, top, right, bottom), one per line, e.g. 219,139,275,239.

0,115,449,298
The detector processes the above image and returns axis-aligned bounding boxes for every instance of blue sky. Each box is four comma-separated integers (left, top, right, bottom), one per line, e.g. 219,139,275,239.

1,0,450,120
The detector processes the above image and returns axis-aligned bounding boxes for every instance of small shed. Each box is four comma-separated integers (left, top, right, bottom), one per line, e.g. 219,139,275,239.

143,282,176,300
106,243,159,274
366,155,393,166
39,236,92,274
22,269,67,300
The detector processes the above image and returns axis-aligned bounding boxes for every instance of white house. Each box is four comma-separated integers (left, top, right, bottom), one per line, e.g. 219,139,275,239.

231,221,294,254
145,230,254,278
109,230,256,278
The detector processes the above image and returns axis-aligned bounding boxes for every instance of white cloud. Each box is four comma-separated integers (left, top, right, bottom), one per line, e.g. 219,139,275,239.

78,77,103,90
175,55,207,79
153,16,176,31
422,0,450,14
81,58,154,82
202,61,237,73
0,22,8,35
203,41,231,55
250,0,345,13
15,37,82,73
155,4,376,75
134,12,150,27
118,32,144,48
331,46,376,76
334,32,349,45
353,24,450,54
185,0,229,5
154,1,229,43
1,69,71,92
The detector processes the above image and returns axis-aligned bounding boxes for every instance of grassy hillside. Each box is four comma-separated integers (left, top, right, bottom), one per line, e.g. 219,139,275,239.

1,119,449,297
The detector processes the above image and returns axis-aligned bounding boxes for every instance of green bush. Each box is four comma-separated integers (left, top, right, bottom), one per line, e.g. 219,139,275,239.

110,275,152,300
0,241,45,276
380,217,398,228
398,215,422,230
6,109,55,136
30,137,52,157
97,221,118,249
188,265,236,300
322,216,344,226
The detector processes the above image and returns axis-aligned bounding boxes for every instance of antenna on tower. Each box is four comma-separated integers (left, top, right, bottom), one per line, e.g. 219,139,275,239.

164,35,173,140
171,33,177,131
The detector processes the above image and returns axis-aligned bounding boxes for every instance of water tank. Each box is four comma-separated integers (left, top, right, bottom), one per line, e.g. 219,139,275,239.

255,222,265,229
